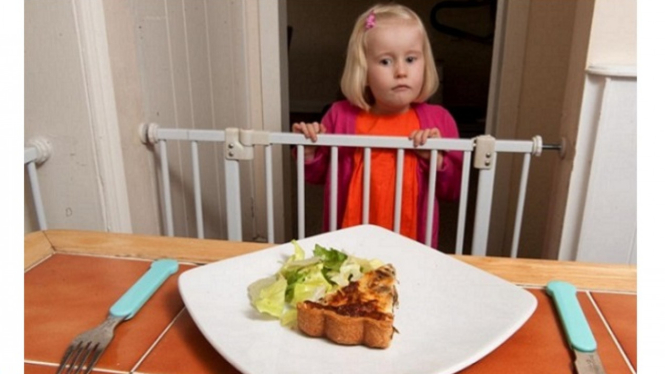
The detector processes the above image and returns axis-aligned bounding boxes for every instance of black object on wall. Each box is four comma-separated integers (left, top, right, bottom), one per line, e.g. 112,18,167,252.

429,0,496,45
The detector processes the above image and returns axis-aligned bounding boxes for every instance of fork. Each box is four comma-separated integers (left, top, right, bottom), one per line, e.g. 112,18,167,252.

56,259,179,374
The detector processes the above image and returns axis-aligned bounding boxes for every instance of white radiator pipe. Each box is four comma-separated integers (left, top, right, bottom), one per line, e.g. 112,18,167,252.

24,139,53,231
191,141,204,239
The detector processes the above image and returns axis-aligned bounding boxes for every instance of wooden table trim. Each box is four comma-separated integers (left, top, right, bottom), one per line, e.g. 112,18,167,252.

453,255,636,293
25,230,636,293
24,231,55,270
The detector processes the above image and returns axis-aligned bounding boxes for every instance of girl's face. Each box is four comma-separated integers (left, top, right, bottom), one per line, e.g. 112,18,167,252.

365,20,425,115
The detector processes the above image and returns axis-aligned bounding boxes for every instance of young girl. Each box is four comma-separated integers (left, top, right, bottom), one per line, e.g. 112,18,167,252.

292,3,462,248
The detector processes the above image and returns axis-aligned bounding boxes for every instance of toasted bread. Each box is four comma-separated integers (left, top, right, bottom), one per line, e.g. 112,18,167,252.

296,264,398,348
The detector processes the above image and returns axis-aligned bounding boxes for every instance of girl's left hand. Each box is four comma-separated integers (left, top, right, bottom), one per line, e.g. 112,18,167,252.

409,128,445,170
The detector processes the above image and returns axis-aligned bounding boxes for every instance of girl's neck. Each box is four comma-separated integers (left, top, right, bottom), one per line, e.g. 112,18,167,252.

369,103,413,116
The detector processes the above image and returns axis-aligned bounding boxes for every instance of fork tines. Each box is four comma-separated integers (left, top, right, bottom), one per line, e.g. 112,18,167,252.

56,339,106,374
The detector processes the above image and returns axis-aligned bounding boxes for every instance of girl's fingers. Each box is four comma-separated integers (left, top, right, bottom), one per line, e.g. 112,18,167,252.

422,128,440,142
411,130,428,146
308,122,320,142
292,122,323,142
409,130,422,147
415,128,441,146
419,132,427,146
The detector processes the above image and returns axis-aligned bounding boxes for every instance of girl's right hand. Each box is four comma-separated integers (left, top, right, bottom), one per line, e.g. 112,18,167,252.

292,122,326,142
292,122,326,160
409,128,445,170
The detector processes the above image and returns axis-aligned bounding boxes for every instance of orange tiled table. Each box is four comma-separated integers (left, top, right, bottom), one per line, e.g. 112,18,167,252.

25,230,637,374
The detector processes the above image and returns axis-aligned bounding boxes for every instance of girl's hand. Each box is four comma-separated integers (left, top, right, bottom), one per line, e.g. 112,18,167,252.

292,122,326,159
409,128,445,170
292,122,326,142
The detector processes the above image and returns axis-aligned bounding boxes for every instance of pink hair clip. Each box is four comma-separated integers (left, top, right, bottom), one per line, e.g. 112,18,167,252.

365,11,376,30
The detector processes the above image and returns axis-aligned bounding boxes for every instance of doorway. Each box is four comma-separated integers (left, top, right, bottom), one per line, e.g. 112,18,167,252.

285,0,497,253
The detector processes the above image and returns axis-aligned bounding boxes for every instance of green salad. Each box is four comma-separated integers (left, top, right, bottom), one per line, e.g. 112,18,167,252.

247,240,384,327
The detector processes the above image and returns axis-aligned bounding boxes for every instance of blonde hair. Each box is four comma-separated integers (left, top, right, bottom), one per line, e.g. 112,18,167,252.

340,3,439,112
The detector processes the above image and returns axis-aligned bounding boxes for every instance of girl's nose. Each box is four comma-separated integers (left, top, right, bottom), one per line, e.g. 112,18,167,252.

395,62,407,77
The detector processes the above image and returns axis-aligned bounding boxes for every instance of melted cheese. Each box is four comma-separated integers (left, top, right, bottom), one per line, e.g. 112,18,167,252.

320,264,397,317
357,264,396,314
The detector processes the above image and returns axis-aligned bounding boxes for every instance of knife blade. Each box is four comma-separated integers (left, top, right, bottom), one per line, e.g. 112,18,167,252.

546,281,606,374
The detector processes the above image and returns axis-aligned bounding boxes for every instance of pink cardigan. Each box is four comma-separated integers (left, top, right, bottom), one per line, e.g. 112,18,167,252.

303,100,463,248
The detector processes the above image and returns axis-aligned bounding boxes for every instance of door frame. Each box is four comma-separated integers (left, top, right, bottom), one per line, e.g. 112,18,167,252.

75,0,132,233
483,0,532,257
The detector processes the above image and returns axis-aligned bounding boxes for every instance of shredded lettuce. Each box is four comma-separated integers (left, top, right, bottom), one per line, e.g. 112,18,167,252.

329,255,384,286
287,239,306,262
247,240,383,327
280,308,298,327
247,274,287,318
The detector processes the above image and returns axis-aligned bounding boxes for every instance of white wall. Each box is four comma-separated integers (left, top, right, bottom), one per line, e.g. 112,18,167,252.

586,0,637,66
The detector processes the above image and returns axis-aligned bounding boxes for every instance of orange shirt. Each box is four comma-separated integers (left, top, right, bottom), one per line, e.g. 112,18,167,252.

341,109,419,240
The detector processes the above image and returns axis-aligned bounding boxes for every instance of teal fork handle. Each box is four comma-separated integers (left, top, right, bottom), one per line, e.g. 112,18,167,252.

110,259,179,319
546,280,597,352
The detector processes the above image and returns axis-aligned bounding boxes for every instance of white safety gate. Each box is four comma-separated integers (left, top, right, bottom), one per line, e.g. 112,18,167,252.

141,124,554,258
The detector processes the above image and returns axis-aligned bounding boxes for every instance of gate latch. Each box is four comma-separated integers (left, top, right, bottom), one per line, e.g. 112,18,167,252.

224,128,270,160
474,135,496,169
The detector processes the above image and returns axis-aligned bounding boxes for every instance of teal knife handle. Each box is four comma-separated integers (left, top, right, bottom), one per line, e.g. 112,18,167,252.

546,280,597,352
109,259,179,319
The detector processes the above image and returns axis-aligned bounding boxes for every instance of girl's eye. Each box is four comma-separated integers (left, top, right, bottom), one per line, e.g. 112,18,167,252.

406,56,417,63
379,58,392,66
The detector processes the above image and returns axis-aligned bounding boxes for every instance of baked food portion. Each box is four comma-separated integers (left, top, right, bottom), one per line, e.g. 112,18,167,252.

296,264,398,348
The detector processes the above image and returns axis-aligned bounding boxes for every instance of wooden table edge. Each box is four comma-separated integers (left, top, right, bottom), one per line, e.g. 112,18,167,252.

452,255,636,293
24,231,55,270
24,230,636,293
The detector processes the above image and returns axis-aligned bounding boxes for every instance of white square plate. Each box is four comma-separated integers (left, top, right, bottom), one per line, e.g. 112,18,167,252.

179,225,537,374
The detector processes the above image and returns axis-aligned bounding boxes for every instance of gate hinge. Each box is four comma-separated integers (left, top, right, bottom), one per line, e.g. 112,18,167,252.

224,128,270,160
474,135,496,169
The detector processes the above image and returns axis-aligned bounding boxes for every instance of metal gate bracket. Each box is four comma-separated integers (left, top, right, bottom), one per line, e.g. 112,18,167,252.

474,135,496,169
225,128,270,160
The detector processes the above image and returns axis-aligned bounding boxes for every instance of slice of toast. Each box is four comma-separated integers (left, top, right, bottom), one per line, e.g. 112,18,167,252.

296,264,398,348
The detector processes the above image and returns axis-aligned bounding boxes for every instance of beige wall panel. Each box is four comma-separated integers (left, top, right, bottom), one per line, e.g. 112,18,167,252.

177,0,227,239
212,0,257,240
134,2,192,237
164,0,199,238
104,0,161,236
125,0,258,240
25,0,105,232
205,0,237,238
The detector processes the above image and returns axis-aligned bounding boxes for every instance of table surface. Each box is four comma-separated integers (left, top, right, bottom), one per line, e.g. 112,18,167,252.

24,229,637,374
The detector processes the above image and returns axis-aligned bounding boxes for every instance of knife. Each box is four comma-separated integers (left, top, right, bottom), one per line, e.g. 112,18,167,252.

546,281,606,374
